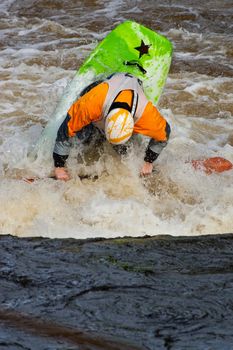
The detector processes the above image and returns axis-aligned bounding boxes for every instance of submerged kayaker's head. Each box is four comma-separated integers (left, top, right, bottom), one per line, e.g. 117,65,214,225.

105,108,134,145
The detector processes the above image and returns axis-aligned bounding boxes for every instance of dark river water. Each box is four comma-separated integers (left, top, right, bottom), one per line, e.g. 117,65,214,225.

0,0,233,349
1,234,233,350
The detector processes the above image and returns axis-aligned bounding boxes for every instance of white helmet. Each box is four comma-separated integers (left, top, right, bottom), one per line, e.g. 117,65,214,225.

105,108,134,145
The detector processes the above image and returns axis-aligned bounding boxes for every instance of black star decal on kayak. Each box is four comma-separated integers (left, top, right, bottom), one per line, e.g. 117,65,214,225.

135,40,151,58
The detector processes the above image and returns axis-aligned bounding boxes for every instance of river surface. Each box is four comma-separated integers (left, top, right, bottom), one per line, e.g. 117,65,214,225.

0,0,233,238
1,234,233,350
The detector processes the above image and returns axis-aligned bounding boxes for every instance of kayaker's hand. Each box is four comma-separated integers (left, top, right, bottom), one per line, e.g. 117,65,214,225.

140,162,153,177
54,167,70,181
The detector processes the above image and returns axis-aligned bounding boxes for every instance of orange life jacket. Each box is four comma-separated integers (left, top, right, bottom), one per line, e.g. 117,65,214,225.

67,73,168,142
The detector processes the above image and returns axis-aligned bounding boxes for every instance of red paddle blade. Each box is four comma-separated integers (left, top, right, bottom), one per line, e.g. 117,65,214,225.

191,157,233,174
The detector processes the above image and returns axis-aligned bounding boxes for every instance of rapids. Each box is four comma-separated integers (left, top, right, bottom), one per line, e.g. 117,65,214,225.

0,0,233,238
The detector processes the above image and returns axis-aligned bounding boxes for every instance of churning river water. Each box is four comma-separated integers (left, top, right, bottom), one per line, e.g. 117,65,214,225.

0,0,233,238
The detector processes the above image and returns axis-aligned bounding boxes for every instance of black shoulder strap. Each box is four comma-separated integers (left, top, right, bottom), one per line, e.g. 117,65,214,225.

108,101,131,113
80,80,103,97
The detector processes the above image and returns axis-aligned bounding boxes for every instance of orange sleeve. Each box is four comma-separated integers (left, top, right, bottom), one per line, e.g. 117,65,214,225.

67,82,109,137
133,102,168,141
